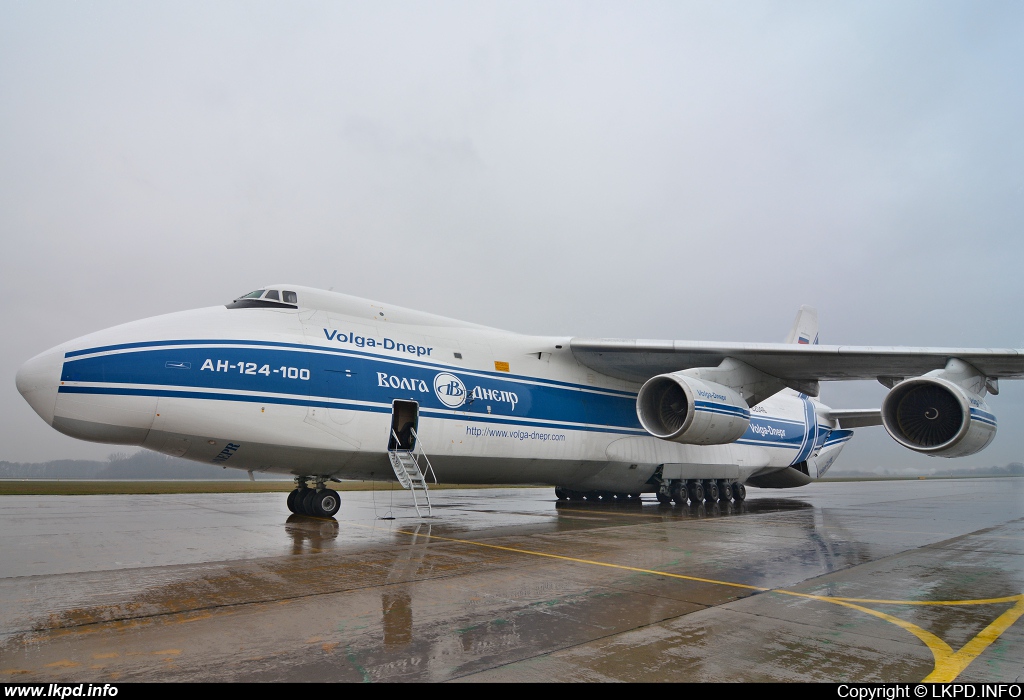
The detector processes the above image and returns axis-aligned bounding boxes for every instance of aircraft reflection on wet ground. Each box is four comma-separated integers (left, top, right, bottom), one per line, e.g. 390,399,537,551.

0,478,1021,682
284,514,341,554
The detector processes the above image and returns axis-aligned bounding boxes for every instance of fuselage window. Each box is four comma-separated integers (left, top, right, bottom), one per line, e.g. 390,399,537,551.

264,290,280,301
240,290,265,299
283,290,298,304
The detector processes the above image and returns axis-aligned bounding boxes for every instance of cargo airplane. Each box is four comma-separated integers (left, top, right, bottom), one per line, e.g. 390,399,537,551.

15,286,1024,517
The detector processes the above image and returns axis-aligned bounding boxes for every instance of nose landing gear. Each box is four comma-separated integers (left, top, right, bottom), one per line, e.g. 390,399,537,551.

287,476,341,518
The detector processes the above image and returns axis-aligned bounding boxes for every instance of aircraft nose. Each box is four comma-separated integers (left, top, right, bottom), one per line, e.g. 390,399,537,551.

16,347,63,426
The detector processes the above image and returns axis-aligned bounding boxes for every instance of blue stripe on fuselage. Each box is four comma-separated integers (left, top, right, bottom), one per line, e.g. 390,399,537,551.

822,429,854,448
64,338,638,398
788,397,815,465
60,340,819,447
56,384,644,436
60,345,643,430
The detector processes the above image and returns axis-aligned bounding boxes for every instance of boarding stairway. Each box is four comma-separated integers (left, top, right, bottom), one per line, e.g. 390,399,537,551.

387,428,437,517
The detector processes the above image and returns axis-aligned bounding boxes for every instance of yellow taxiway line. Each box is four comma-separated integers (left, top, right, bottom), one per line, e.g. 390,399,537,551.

353,521,1023,683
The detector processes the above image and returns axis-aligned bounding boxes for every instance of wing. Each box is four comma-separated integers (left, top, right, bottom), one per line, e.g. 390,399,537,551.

569,339,1024,385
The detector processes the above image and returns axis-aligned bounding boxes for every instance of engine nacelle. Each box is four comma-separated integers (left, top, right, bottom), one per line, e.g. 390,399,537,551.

881,377,997,458
636,373,750,445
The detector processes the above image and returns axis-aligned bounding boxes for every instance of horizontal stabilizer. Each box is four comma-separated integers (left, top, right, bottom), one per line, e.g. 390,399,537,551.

827,409,882,429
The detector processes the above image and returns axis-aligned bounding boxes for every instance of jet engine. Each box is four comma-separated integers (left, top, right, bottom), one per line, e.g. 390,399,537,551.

636,372,750,445
881,376,997,458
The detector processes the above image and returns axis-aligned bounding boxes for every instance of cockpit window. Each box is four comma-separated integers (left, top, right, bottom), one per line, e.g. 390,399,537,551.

226,288,297,310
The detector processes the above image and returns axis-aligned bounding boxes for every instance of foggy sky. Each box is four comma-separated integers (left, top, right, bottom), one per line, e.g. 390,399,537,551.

2,1,1022,471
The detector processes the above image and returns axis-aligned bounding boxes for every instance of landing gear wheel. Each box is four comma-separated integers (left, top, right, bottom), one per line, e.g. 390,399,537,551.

301,489,318,515
629,493,641,500
286,489,301,514
656,491,672,505
732,482,747,502
293,488,311,514
555,487,568,500
717,480,732,501
703,479,719,502
569,491,584,501
615,493,629,501
310,489,341,518
670,481,686,505
687,480,705,503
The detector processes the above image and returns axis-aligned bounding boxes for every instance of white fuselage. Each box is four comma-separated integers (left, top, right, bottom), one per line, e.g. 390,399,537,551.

16,288,852,492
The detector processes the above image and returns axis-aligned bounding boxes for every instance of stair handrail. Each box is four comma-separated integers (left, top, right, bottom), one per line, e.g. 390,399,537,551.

410,428,438,485
391,429,408,453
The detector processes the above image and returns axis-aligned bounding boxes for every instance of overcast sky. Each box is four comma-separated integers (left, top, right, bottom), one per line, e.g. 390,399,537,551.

2,1,1022,472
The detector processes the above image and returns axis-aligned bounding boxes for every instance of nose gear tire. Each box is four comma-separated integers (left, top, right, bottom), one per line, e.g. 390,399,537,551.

310,489,341,518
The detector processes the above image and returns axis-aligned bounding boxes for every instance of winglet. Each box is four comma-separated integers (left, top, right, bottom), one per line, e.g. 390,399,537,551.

784,305,819,345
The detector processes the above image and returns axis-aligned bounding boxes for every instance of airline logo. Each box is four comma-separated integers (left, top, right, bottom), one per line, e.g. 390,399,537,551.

750,424,787,439
469,385,520,411
323,328,433,357
212,442,241,464
433,372,467,408
377,373,430,393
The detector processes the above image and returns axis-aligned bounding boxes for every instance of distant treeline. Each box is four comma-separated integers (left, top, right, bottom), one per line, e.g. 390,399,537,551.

823,462,1023,480
0,451,265,480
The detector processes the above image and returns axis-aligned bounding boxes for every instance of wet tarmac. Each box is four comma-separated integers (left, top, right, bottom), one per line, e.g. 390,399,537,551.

0,478,1021,682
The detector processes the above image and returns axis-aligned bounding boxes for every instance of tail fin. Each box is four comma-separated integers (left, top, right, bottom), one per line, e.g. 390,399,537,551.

784,305,819,345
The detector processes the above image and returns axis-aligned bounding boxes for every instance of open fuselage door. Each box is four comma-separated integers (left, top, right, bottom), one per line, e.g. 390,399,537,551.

389,400,419,451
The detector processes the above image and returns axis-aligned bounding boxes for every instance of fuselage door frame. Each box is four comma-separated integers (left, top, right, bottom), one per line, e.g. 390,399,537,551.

389,400,420,451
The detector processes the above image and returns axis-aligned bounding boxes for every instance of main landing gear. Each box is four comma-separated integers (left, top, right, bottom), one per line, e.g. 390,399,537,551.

554,487,641,502
654,478,746,506
287,476,341,518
